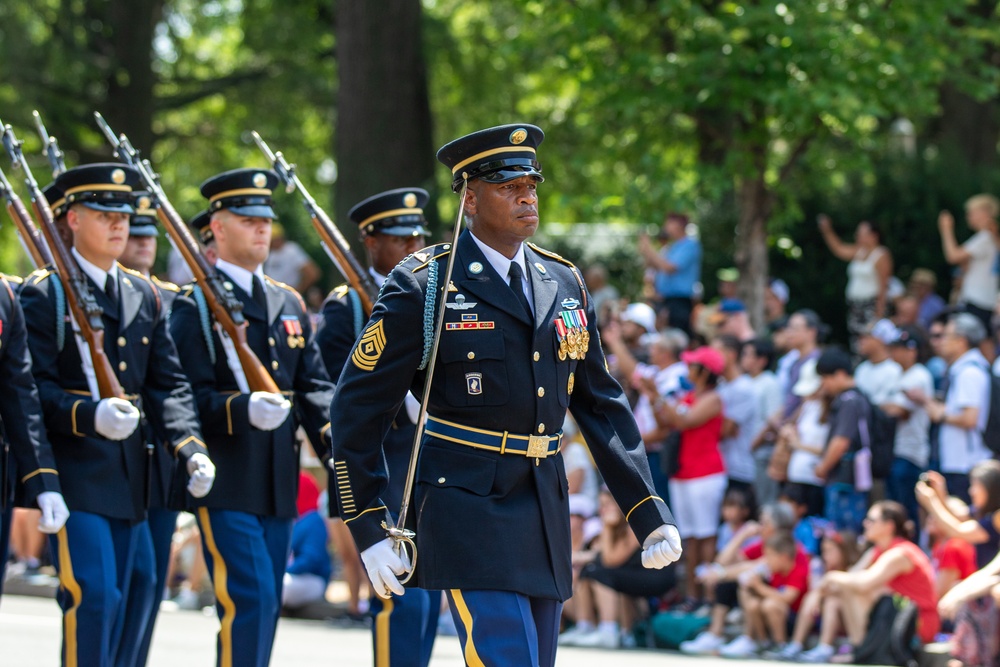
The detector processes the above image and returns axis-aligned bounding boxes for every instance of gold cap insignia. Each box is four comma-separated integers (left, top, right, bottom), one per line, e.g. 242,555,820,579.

509,128,528,145
403,192,417,208
351,319,386,372
253,172,268,188
137,196,151,210
111,168,126,185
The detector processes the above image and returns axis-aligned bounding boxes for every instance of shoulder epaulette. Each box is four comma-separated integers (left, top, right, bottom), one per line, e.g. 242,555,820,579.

119,264,161,311
265,277,307,311
332,284,350,299
410,243,453,273
1,273,24,285
29,268,55,285
526,242,588,310
151,276,181,293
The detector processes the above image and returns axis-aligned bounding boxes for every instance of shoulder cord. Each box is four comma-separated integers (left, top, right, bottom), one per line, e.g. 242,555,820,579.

347,288,364,339
192,285,217,365
418,259,439,371
51,278,66,352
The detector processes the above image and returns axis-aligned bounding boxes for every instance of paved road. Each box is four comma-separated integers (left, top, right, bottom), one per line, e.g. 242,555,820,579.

0,593,734,666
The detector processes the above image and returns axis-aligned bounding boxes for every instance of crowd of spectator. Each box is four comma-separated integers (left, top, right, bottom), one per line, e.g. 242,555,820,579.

554,194,1000,663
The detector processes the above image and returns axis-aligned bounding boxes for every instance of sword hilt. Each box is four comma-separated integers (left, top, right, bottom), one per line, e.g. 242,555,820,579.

383,522,417,585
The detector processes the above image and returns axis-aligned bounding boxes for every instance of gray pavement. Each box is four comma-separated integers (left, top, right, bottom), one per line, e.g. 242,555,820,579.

0,593,724,666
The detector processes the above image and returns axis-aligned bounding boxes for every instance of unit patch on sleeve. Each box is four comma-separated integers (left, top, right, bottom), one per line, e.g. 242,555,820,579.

351,319,387,371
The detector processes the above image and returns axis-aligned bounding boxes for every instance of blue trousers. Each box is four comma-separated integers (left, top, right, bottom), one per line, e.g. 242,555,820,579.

49,511,143,667
886,457,923,536
445,589,562,667
130,508,177,667
115,521,156,667
371,588,438,667
196,508,293,667
0,505,11,600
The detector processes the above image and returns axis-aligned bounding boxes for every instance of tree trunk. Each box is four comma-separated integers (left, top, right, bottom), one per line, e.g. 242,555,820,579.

932,82,999,170
335,0,437,260
733,174,772,332
104,0,163,156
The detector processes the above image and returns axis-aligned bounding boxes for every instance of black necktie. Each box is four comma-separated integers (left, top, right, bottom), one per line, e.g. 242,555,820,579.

104,274,118,308
508,262,532,319
251,276,267,313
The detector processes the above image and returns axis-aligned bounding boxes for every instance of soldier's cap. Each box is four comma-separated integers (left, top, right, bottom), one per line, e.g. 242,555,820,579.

200,168,278,219
350,188,430,238
436,124,544,193
129,192,159,237
42,183,67,219
190,210,213,245
54,163,140,214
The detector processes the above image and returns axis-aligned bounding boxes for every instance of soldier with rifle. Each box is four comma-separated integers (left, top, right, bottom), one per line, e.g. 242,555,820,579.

5,120,216,664
167,168,334,667
0,162,69,601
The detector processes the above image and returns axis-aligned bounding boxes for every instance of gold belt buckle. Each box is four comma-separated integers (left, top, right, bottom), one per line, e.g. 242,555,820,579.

526,435,550,459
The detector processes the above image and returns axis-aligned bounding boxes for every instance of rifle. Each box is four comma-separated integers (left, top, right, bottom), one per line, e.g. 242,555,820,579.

93,112,281,394
0,119,125,400
0,162,53,269
32,110,66,178
250,131,378,315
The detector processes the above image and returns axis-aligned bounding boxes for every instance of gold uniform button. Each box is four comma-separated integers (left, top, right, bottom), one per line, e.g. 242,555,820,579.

117,337,126,347
533,351,540,362
271,360,279,370
467,352,475,360
437,477,446,484
118,361,127,372
269,337,276,347
537,387,545,397
538,423,545,434
141,336,149,345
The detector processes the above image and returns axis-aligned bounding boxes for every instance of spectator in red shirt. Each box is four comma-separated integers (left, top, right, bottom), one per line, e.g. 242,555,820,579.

928,496,978,599
717,532,811,658
797,500,940,663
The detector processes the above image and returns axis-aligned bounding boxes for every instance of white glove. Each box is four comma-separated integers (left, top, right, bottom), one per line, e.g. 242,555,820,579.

641,523,683,569
360,537,411,599
186,452,216,498
94,397,141,441
248,392,291,431
37,492,70,534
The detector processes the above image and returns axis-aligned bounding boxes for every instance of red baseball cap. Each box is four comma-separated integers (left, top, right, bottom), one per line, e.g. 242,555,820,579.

681,346,725,375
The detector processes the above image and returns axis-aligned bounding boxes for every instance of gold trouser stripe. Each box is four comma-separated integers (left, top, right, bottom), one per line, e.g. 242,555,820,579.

198,508,236,667
625,495,664,523
375,597,394,667
450,590,486,667
56,528,82,667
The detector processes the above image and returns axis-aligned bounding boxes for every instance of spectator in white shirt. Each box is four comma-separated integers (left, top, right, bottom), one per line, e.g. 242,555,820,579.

882,325,935,532
906,313,992,506
938,194,1000,330
713,336,760,503
742,339,783,506
264,224,321,294
855,318,903,405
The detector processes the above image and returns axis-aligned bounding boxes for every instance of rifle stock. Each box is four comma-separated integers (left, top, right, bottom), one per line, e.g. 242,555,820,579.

249,131,377,315
93,113,280,394
0,120,125,400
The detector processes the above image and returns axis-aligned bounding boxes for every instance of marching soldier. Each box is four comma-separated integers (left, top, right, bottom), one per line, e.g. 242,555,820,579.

169,168,334,667
117,195,185,666
316,188,437,667
0,269,70,597
330,125,683,666
20,164,215,667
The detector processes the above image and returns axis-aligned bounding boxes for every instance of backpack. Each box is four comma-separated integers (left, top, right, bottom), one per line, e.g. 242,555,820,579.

853,594,921,667
856,390,897,480
980,372,1000,457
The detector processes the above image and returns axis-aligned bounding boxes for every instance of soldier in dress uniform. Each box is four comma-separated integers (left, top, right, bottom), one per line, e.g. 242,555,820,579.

117,195,186,666
169,168,335,667
316,188,437,667
20,164,216,667
0,267,70,598
329,124,683,666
